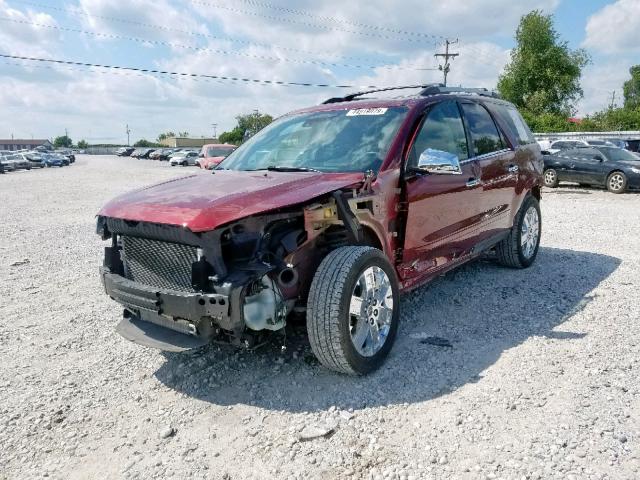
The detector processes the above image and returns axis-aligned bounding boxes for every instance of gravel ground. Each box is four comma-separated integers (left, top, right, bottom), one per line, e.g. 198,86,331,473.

0,155,639,480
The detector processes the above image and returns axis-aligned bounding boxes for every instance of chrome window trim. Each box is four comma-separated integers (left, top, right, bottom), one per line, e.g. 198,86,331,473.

460,148,512,164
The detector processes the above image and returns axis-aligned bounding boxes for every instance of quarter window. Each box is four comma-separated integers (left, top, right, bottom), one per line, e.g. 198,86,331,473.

409,101,469,167
461,102,504,156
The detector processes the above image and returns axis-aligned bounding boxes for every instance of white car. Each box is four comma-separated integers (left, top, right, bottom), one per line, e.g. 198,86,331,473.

546,139,615,154
169,151,199,166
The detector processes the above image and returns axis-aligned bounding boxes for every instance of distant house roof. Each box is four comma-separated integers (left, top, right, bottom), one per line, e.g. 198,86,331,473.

0,139,52,145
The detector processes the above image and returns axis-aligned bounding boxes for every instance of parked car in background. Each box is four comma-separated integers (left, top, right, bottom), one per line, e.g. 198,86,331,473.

547,140,589,153
603,138,631,150
543,146,640,193
169,150,199,166
132,148,156,159
0,154,18,172
7,153,32,170
198,144,237,170
150,148,176,161
96,85,543,374
41,153,67,167
55,149,76,163
116,147,135,157
24,152,46,168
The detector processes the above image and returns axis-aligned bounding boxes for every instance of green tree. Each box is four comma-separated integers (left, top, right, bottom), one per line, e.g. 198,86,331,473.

623,65,640,110
178,131,189,137
77,140,89,149
157,131,176,142
218,112,274,144
498,10,590,115
218,127,244,145
133,139,158,147
54,135,73,148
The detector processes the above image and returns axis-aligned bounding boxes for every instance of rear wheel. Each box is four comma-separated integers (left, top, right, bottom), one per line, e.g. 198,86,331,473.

495,195,541,269
181,160,188,166
607,171,627,194
307,246,399,375
543,169,558,188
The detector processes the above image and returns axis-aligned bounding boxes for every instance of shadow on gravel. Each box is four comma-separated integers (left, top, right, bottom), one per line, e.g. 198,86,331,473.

154,247,620,412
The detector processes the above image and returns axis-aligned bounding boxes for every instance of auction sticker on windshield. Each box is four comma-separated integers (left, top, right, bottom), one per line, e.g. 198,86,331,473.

346,108,389,116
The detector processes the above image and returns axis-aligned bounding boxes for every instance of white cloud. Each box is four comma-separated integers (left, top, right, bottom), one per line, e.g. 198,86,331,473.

583,0,640,54
0,0,557,143
578,62,631,115
0,0,61,56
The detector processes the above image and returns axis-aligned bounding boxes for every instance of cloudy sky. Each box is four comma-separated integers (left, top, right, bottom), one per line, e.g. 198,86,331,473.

0,0,638,144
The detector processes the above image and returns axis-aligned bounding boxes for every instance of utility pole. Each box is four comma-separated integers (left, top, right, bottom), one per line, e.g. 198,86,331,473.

609,91,616,110
434,39,459,86
65,127,68,139
211,123,218,140
126,124,131,146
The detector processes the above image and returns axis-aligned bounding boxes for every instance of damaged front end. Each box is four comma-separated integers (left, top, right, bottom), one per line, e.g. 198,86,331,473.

97,173,396,352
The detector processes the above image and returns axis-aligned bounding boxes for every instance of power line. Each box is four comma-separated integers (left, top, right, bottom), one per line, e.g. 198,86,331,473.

434,39,459,86
188,0,446,44
0,16,439,72
191,0,447,41
0,53,389,89
13,0,432,68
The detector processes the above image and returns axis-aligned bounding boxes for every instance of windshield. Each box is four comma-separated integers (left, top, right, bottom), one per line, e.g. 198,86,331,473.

599,147,640,162
206,147,235,157
219,107,408,173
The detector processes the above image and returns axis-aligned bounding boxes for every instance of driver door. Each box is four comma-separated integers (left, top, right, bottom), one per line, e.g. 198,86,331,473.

401,100,484,280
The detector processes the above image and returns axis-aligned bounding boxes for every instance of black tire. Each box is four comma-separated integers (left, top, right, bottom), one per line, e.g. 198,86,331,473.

182,161,188,167
495,195,541,269
307,246,400,375
606,171,627,194
543,169,559,188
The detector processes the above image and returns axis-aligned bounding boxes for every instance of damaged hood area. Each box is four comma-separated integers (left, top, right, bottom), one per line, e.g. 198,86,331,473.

98,169,364,232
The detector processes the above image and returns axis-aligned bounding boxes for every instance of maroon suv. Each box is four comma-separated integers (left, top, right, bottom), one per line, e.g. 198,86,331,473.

97,85,543,375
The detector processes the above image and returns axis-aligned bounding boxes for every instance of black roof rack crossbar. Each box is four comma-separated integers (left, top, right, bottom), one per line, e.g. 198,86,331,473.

419,85,501,98
322,84,441,104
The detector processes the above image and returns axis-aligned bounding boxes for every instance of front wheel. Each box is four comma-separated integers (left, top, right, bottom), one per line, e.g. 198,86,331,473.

607,171,627,194
307,246,400,375
181,161,188,167
495,195,541,269
543,169,558,188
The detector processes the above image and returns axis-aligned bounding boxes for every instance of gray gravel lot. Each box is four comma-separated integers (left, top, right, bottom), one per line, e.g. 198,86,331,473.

0,155,639,480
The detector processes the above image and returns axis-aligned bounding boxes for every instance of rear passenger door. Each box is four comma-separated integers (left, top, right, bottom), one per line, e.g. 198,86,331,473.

459,101,516,236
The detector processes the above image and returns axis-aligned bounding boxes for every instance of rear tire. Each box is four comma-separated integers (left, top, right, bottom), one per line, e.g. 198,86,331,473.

607,171,627,194
307,246,400,375
495,195,541,269
182,161,188,167
543,169,558,188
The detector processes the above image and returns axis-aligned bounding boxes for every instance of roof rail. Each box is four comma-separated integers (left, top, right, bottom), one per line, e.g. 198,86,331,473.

419,85,501,98
322,84,439,104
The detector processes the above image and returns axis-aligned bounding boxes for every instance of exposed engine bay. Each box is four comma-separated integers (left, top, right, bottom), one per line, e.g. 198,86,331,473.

97,179,392,351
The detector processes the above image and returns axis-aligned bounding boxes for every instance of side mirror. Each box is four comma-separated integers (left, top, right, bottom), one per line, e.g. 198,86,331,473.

199,153,204,158
411,148,462,175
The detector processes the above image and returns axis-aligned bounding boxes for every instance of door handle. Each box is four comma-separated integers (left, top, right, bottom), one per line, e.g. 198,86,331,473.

466,178,481,188
508,164,519,173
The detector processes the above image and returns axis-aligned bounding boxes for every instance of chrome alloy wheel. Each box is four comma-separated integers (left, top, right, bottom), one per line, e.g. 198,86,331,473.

348,266,394,357
544,170,556,185
520,206,540,259
609,173,625,192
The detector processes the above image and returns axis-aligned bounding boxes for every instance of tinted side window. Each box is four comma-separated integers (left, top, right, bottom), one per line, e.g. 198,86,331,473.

461,102,504,156
409,101,469,166
493,104,535,145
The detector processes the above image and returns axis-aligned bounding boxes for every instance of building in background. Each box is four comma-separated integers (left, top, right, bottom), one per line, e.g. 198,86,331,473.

0,139,53,151
159,137,218,148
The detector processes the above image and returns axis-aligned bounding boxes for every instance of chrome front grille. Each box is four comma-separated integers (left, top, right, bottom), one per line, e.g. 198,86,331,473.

121,236,198,292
